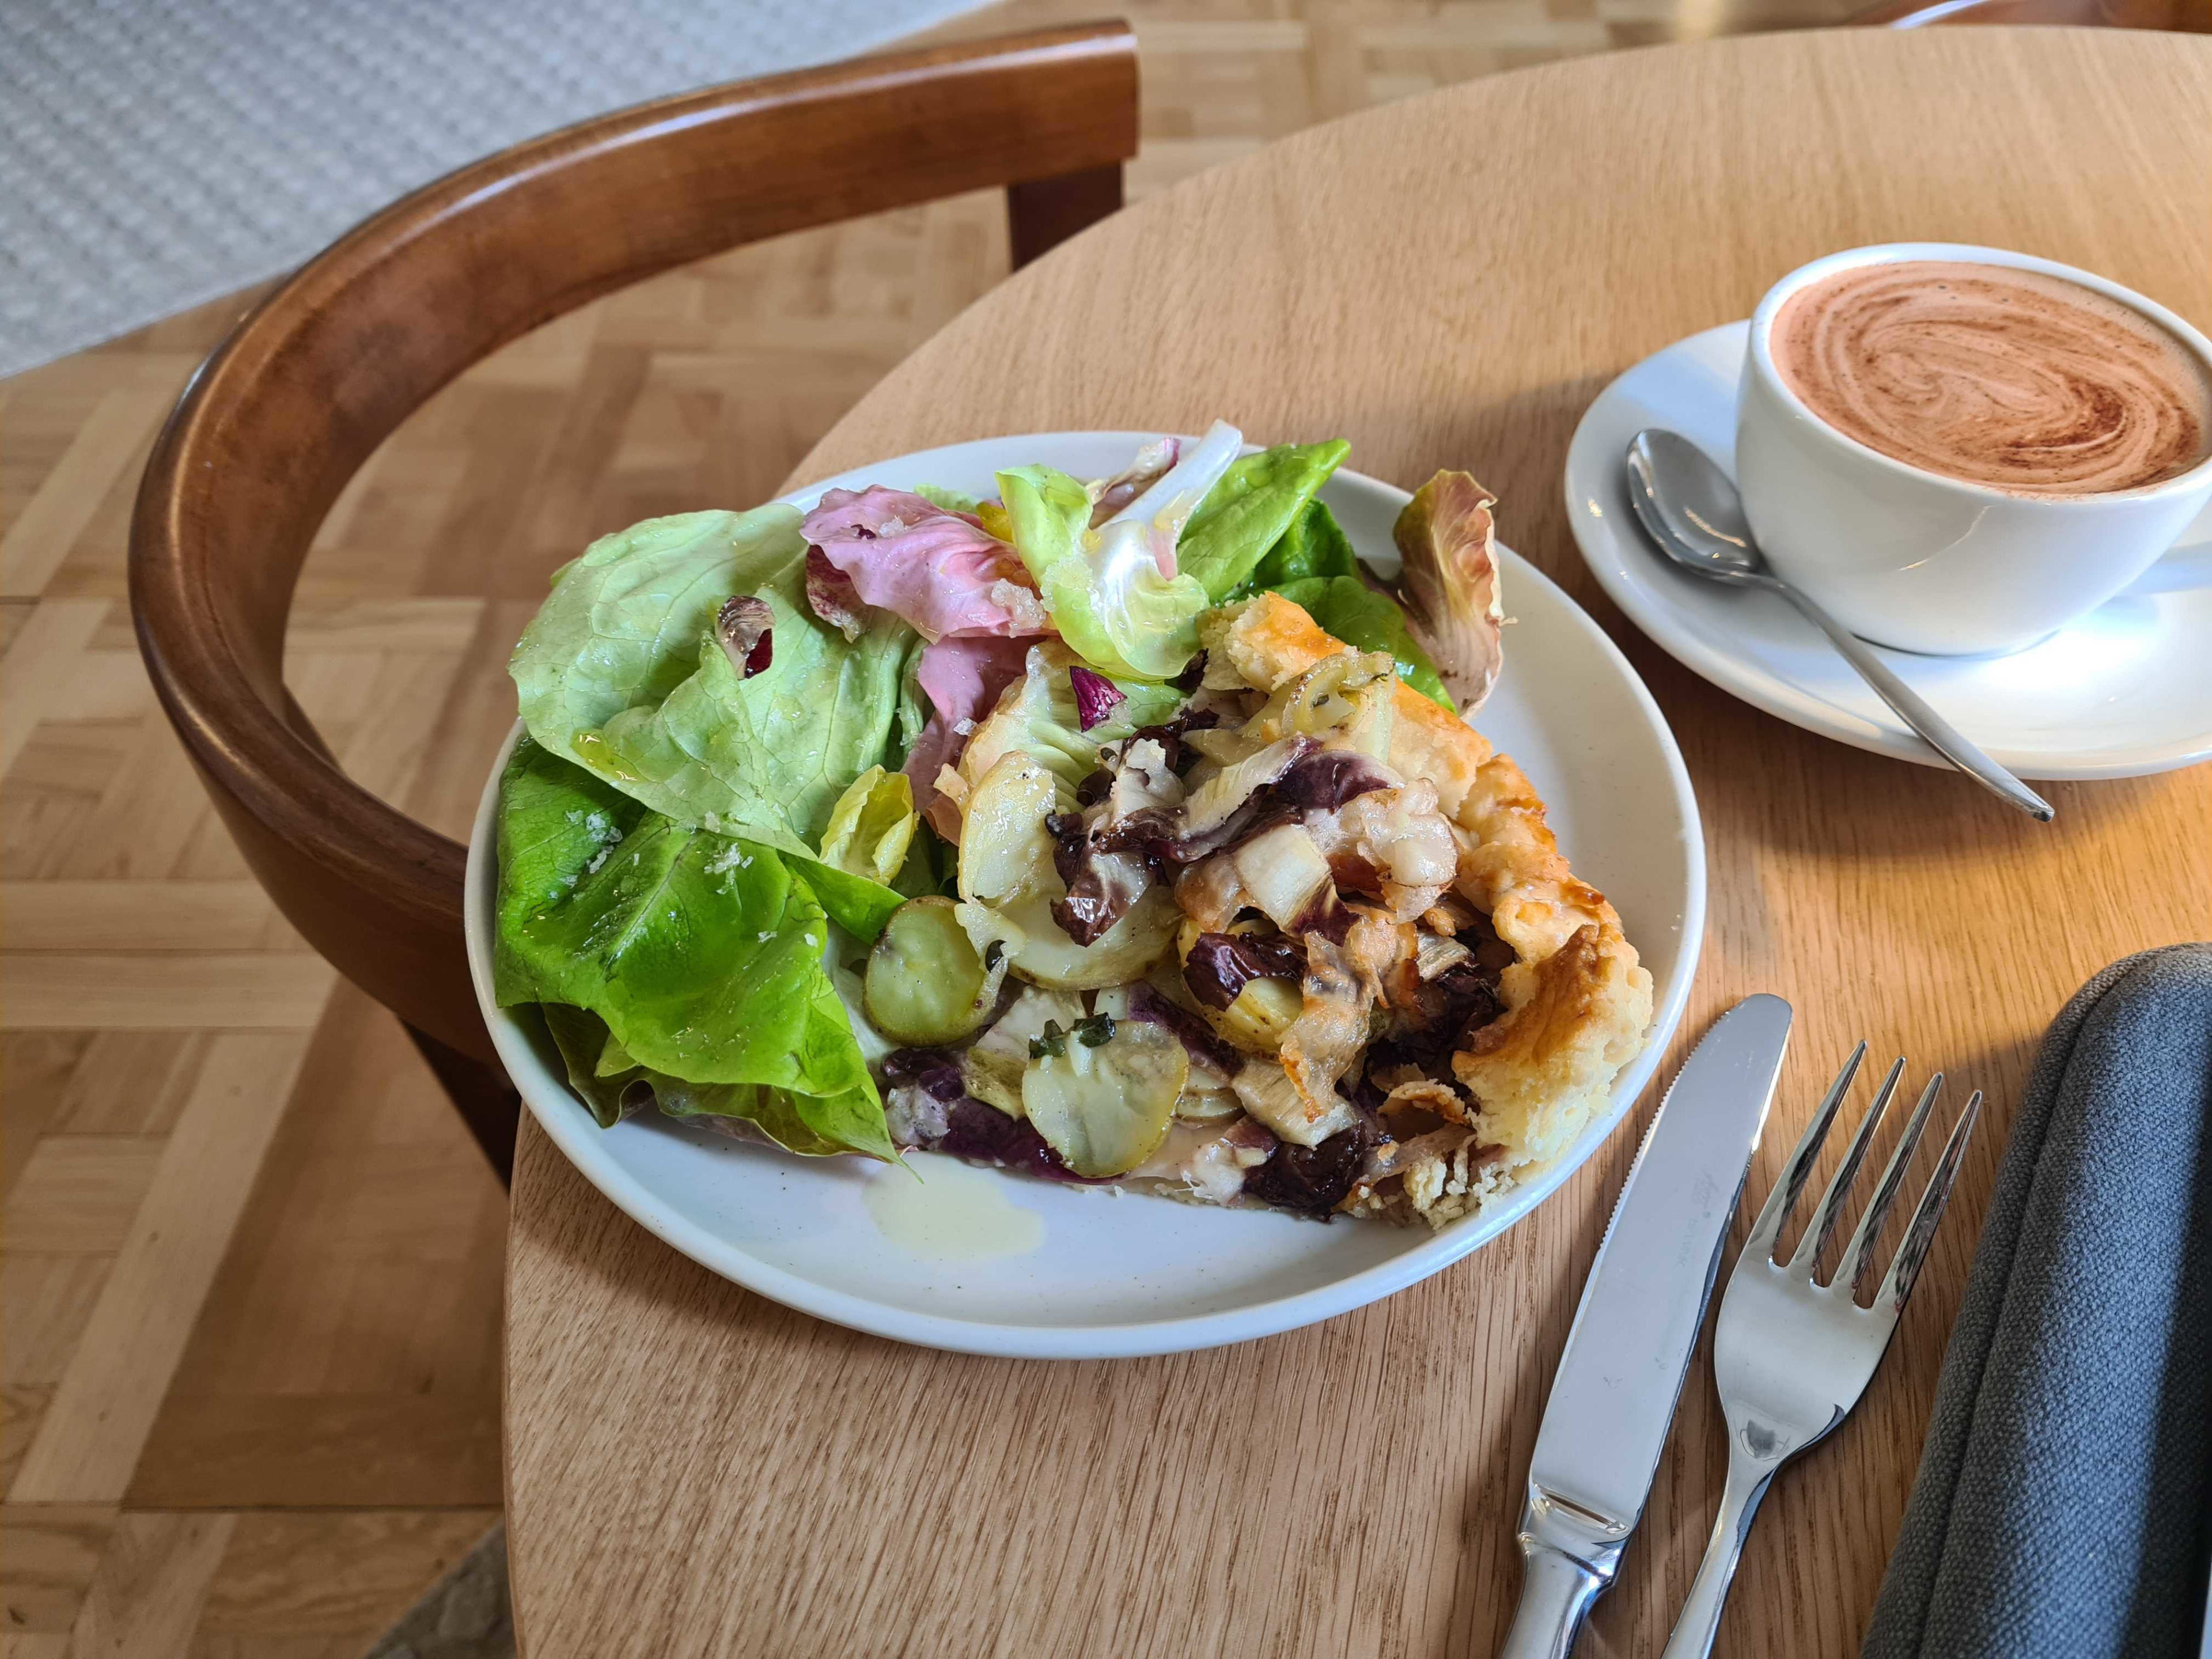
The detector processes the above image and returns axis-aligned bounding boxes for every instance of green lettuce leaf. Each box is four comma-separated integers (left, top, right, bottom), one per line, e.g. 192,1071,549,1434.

539,1002,879,1155
1238,499,1358,591
512,506,804,775
996,464,1091,585
787,862,906,944
494,738,895,1159
893,635,929,763
510,506,914,862
997,464,1208,681
914,483,982,515
540,1002,652,1128
1177,441,1350,601
817,766,918,885
1273,575,1452,710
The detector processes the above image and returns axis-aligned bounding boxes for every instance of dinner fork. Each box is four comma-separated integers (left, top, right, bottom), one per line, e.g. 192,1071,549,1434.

1658,1044,1983,1659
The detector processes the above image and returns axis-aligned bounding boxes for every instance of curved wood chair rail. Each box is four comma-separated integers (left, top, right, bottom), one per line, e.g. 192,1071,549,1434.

1858,0,2209,29
126,21,1139,1149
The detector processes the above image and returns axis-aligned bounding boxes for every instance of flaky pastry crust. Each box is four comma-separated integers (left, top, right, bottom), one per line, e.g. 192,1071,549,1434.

1200,594,1654,1225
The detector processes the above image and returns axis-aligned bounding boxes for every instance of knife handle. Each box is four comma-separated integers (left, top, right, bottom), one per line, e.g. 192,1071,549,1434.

1497,1488,1624,1659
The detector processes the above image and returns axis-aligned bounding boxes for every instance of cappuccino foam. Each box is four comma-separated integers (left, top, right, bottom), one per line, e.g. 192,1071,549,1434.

1772,260,2212,495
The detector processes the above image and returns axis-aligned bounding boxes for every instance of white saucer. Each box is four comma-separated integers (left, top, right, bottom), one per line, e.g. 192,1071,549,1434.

1565,322,2212,781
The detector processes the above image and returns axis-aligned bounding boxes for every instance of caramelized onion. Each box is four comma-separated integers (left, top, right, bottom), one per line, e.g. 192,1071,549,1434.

1274,749,1393,810
1183,930,1305,1011
803,548,869,641
1241,1121,1374,1217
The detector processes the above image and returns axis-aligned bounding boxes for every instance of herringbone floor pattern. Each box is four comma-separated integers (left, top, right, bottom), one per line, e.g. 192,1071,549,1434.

2,1,1854,1650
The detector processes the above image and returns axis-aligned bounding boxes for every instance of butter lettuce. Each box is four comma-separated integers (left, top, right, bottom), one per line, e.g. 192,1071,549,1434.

541,1003,881,1154
996,464,1090,584
997,463,1210,682
1177,441,1350,601
1176,438,1344,601
540,1003,652,1128
513,506,801,778
1238,499,1358,590
818,763,950,902
494,738,895,1160
914,483,983,515
510,505,915,863
817,766,919,887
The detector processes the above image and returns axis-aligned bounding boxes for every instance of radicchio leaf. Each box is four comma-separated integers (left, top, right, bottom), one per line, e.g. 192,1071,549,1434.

1068,665,1126,732
804,547,870,642
931,1097,1099,1182
903,635,1037,841
882,1047,968,1101
1390,470,1504,717
1051,846,1154,946
803,486,1046,642
716,594,774,677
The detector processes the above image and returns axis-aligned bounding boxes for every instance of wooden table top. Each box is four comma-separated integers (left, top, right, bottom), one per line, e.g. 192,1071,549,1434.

504,29,2212,1658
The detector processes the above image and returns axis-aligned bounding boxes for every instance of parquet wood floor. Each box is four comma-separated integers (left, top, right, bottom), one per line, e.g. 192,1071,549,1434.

3,0,1860,1649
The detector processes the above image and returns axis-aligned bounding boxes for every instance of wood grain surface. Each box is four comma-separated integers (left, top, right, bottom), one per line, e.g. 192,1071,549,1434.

13,7,1960,1651
505,28,2212,1658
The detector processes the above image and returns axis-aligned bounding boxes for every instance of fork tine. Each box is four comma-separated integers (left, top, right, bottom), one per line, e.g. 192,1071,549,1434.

1788,1056,1906,1275
1745,1041,1866,1259
1840,1073,1945,1298
1876,1090,1983,1315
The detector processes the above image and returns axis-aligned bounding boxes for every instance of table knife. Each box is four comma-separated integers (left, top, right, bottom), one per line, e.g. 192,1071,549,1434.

1497,993,1794,1659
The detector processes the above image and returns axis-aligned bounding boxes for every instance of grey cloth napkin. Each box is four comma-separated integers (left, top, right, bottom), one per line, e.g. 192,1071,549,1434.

1862,944,2212,1659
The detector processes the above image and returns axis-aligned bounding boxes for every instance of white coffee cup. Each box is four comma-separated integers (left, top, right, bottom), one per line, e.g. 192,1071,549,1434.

1734,242,2212,657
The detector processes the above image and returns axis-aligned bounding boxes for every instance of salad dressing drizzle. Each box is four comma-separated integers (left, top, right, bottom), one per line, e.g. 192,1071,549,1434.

863,1154,1047,1262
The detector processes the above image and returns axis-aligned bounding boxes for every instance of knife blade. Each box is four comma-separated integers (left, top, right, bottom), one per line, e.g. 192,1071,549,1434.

1498,993,1793,1659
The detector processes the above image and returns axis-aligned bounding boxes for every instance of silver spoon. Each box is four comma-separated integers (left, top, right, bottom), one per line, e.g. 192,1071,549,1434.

1625,429,2054,823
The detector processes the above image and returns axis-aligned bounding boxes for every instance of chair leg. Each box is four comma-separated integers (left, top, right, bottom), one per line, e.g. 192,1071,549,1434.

404,1022,520,1188
1007,163,1124,269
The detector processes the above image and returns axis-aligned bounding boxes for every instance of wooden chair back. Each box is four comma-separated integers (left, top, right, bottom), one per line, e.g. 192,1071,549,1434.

128,22,1139,1174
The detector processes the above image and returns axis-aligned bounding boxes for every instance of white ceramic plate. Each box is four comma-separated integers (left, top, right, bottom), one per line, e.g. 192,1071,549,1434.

1566,323,2212,781
464,432,1704,1359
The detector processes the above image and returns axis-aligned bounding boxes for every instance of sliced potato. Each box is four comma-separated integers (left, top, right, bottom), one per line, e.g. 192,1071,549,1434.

1091,986,1131,1019
964,985,1085,1115
863,897,1002,1046
991,886,1178,990
1023,1018,1188,1177
958,751,1059,906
